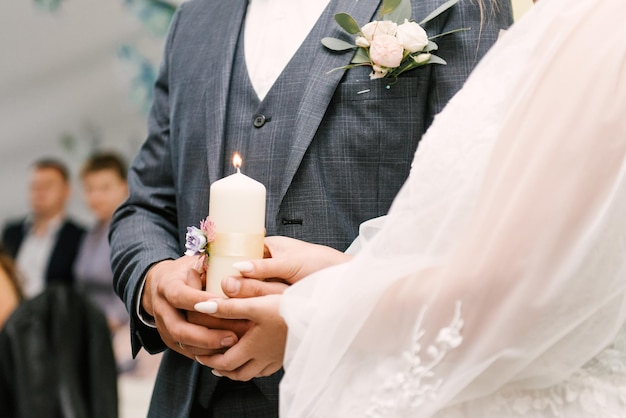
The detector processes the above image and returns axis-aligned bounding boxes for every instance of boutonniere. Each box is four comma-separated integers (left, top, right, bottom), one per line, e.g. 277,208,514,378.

184,216,216,257
322,0,467,80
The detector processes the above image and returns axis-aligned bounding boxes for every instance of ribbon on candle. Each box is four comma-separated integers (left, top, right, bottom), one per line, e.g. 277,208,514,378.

210,232,265,257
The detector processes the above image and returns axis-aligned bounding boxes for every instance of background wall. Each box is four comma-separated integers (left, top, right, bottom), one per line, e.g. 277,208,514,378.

0,1,174,227
512,0,533,20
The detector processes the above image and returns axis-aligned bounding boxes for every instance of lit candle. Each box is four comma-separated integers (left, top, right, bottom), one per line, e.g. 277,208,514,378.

205,153,266,295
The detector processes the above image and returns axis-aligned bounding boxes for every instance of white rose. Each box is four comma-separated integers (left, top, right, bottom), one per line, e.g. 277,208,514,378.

355,36,370,48
369,65,389,80
369,34,404,69
413,52,431,64
376,20,398,36
361,20,398,42
396,20,429,53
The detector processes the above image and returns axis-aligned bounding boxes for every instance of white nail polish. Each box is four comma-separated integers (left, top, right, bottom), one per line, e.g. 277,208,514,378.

195,356,206,366
212,369,223,377
232,261,254,273
194,300,218,314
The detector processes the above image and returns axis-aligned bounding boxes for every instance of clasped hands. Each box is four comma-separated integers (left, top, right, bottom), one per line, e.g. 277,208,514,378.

142,236,351,381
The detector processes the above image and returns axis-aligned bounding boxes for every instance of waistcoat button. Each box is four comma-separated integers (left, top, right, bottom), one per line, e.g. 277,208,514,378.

252,114,267,128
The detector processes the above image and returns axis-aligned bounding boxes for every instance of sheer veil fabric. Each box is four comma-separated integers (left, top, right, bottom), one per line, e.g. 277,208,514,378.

279,0,626,416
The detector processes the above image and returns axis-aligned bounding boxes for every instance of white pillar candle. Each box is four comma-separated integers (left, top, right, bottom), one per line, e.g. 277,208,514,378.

206,153,266,295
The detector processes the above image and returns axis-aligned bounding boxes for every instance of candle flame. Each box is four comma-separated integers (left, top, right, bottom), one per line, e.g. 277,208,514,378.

232,153,242,172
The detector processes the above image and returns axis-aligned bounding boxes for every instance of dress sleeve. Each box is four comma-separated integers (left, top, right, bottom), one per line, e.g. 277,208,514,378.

279,0,626,416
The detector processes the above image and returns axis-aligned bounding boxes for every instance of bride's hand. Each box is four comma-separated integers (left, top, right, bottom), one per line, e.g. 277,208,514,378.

193,295,285,381
225,236,351,296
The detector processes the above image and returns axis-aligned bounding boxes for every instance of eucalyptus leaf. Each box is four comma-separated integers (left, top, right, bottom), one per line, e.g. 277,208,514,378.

419,0,459,26
322,37,357,51
335,13,361,34
424,41,439,52
428,27,471,40
383,0,411,24
426,54,447,65
350,48,371,64
379,0,402,17
326,63,362,74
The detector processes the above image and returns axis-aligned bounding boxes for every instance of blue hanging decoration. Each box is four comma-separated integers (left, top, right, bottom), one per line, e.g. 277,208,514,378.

123,0,177,37
33,0,63,12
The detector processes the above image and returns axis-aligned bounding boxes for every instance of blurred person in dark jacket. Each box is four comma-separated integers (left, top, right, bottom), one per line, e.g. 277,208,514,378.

2,158,85,298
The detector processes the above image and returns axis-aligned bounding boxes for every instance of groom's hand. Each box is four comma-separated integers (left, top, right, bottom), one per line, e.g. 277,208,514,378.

143,256,244,360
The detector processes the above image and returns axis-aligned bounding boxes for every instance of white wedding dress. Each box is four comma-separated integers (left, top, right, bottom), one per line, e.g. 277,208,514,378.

279,0,626,416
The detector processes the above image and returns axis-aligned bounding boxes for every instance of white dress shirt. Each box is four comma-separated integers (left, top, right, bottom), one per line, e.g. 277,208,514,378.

244,0,331,100
16,215,63,299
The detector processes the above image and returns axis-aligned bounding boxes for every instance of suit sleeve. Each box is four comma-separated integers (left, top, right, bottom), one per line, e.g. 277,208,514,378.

109,8,184,355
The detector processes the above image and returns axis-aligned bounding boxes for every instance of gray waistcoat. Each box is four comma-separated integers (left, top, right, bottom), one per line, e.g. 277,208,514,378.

222,21,315,237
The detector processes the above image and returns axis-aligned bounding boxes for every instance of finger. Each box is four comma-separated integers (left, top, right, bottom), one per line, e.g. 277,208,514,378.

194,296,270,320
159,277,223,312
153,291,239,352
155,304,236,350
232,257,299,281
217,358,281,381
222,276,288,298
187,311,251,338
195,348,250,373
164,319,239,353
213,360,260,382
168,338,228,359
186,263,204,290
198,353,264,382
258,361,282,377
193,254,208,273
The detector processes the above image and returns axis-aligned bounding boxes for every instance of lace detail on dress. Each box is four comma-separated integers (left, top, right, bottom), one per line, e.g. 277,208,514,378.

367,301,464,418
437,327,626,418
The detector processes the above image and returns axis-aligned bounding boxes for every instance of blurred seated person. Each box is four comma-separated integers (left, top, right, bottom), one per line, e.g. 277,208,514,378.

0,244,22,329
74,152,129,333
74,152,160,376
2,158,85,298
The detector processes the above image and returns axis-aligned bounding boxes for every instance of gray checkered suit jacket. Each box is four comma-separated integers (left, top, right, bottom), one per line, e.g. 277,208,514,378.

110,0,512,416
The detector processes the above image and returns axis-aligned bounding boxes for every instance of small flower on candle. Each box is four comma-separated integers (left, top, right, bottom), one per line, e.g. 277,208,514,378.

184,216,216,256
184,226,207,256
200,217,216,242
233,153,242,173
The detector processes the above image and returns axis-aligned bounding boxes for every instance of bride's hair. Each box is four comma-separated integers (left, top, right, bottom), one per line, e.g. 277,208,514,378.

472,0,505,52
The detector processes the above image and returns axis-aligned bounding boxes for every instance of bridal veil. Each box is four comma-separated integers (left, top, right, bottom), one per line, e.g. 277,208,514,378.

279,0,626,416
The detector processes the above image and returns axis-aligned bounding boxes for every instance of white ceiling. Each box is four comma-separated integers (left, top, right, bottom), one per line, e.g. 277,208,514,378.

0,1,168,224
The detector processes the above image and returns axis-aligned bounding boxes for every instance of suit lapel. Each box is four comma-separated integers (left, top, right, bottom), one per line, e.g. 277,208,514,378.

278,0,382,201
205,1,248,188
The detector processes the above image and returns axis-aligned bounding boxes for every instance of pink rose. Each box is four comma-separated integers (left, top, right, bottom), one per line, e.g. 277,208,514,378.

200,216,216,242
369,34,403,69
